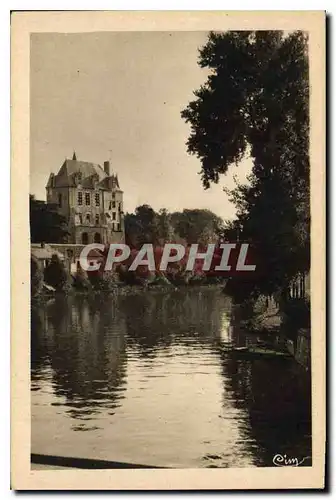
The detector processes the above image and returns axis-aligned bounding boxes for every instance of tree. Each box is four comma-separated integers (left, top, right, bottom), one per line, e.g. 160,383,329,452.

125,204,174,248
171,209,224,246
125,204,224,249
73,265,92,291
182,31,309,296
124,204,158,248
30,195,69,243
44,254,70,292
31,256,43,297
156,208,174,244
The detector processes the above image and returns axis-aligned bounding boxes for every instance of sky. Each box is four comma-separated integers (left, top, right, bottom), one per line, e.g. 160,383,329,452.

30,31,252,220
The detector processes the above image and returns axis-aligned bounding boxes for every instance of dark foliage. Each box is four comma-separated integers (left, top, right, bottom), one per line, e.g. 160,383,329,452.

44,254,71,292
30,195,69,243
125,204,224,248
182,31,310,296
31,256,43,297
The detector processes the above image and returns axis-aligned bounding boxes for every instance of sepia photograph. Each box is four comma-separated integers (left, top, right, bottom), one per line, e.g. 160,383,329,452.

11,11,325,490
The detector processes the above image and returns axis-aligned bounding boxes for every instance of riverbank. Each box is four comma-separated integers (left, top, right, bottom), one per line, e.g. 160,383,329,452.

230,293,311,371
31,282,226,303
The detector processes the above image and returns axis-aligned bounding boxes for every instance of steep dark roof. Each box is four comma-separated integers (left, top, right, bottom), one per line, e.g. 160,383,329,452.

58,159,106,180
46,156,121,190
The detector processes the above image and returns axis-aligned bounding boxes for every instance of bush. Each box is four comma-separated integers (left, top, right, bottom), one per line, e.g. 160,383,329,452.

72,266,92,291
31,257,43,297
281,298,311,330
44,254,71,292
115,264,137,285
87,270,118,292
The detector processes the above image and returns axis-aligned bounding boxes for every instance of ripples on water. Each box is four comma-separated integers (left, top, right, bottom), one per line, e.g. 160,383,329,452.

31,290,311,468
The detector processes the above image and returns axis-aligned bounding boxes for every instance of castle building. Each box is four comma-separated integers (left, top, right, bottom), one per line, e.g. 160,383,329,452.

46,152,125,245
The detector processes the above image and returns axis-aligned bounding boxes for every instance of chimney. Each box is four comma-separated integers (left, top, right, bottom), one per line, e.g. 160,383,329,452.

104,161,110,176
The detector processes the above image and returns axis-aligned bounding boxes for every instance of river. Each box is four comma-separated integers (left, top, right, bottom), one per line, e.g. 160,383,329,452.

31,289,311,468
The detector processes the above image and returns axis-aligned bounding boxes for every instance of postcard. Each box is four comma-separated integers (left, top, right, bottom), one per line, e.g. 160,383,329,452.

11,10,325,490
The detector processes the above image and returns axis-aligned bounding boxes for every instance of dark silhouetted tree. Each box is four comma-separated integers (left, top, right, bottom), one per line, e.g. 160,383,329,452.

171,209,224,246
182,30,309,295
44,254,70,292
30,195,69,243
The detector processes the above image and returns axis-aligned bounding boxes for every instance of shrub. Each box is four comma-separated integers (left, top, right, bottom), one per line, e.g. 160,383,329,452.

44,254,71,292
72,266,92,291
31,257,43,297
87,270,118,292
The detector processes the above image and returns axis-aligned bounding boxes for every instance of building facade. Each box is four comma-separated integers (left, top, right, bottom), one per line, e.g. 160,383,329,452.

46,152,125,245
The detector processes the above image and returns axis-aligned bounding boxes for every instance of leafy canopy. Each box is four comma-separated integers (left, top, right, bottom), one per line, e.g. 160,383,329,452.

181,30,310,294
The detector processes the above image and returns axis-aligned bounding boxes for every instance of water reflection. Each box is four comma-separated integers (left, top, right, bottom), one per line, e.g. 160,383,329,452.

121,291,226,356
31,295,128,425
219,323,312,467
31,290,311,467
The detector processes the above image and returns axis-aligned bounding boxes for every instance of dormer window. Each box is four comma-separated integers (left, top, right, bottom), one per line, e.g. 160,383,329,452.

77,191,83,205
74,172,82,185
86,214,91,223
85,192,90,205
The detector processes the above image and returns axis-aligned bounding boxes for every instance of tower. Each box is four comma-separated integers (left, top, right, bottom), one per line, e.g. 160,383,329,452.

46,153,125,245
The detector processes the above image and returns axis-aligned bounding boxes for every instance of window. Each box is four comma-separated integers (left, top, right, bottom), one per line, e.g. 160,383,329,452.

112,201,116,208
58,193,62,208
86,214,91,223
94,232,101,243
112,192,115,199
112,212,116,220
117,223,121,232
77,191,83,205
85,192,90,205
78,214,83,225
95,214,100,225
95,193,100,206
82,232,89,245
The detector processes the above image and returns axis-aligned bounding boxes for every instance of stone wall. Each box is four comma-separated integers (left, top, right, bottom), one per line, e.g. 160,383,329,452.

49,244,93,274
